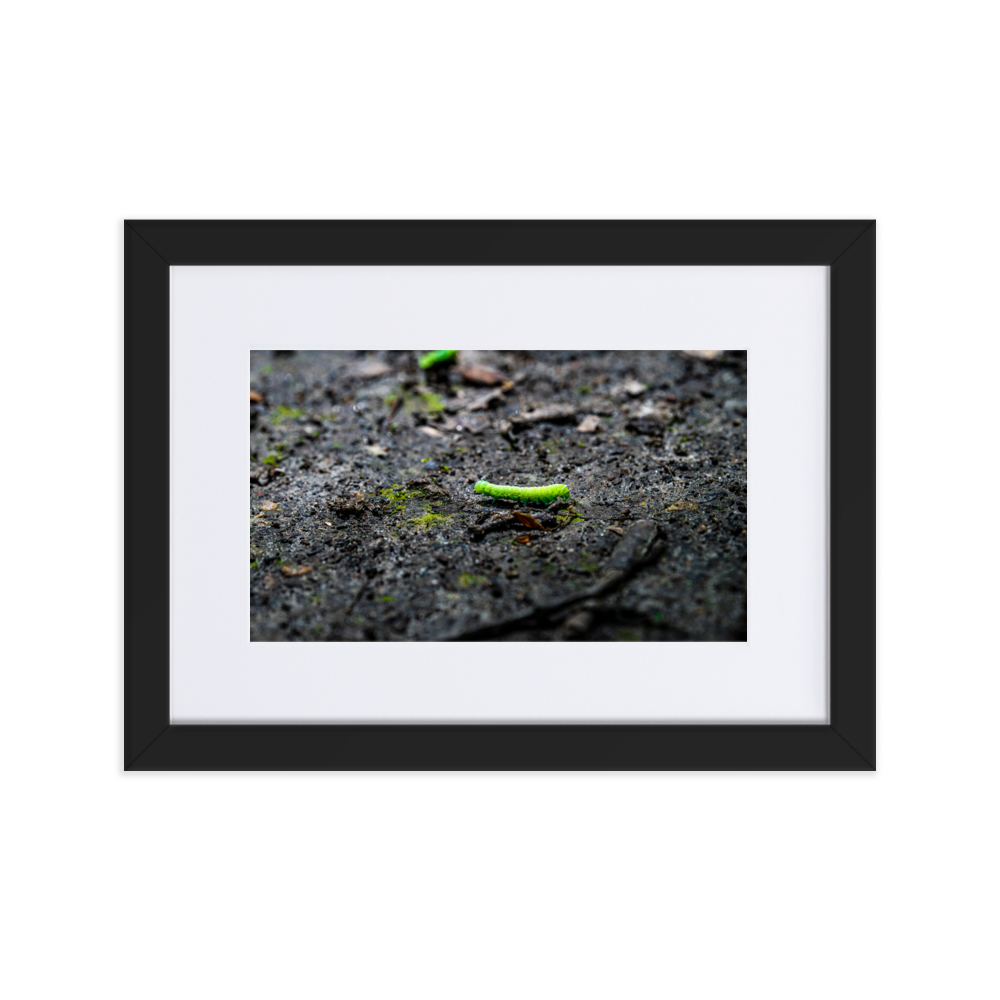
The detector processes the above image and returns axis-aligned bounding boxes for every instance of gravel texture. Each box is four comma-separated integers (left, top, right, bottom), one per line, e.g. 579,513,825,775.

250,350,747,642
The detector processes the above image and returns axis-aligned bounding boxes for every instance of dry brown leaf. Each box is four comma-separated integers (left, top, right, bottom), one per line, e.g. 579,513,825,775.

457,364,507,386
515,535,532,545
280,564,313,577
509,404,577,426
363,444,390,456
467,388,507,412
609,380,645,398
667,500,699,511
260,500,279,511
249,390,264,403
352,360,392,378
576,414,601,433
562,610,593,635
511,511,545,530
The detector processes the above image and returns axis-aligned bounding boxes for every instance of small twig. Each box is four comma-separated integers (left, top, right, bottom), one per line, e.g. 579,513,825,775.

383,392,403,426
444,520,663,641
345,583,368,616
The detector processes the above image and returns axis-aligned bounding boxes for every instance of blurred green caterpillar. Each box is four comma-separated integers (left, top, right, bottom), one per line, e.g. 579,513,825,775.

418,350,457,369
474,480,569,505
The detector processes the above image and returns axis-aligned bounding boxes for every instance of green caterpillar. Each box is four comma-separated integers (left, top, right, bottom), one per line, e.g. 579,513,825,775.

418,350,458,369
474,480,569,505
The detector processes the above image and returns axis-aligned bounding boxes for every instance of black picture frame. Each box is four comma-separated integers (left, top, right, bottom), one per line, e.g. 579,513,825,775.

125,220,875,771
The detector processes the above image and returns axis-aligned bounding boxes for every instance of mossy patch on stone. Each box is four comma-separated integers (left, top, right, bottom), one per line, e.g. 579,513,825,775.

407,391,446,415
409,512,452,531
270,404,304,425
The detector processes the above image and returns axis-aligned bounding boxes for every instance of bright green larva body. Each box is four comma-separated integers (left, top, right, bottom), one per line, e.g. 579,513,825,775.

474,480,569,505
418,350,458,369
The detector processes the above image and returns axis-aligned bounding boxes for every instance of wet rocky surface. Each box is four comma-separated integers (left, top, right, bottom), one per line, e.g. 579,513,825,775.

250,350,747,642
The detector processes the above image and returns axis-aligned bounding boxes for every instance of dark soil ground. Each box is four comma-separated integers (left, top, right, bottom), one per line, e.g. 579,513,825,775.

250,350,747,642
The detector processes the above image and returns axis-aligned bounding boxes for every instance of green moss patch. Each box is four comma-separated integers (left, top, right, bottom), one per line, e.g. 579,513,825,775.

409,391,446,415
409,512,452,531
270,404,304,425
380,485,429,514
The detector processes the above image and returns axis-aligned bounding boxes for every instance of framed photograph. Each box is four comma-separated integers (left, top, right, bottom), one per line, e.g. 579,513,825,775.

125,220,874,770
248,346,747,645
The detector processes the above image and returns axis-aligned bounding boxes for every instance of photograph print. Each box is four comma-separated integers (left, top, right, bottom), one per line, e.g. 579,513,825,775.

250,349,747,642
